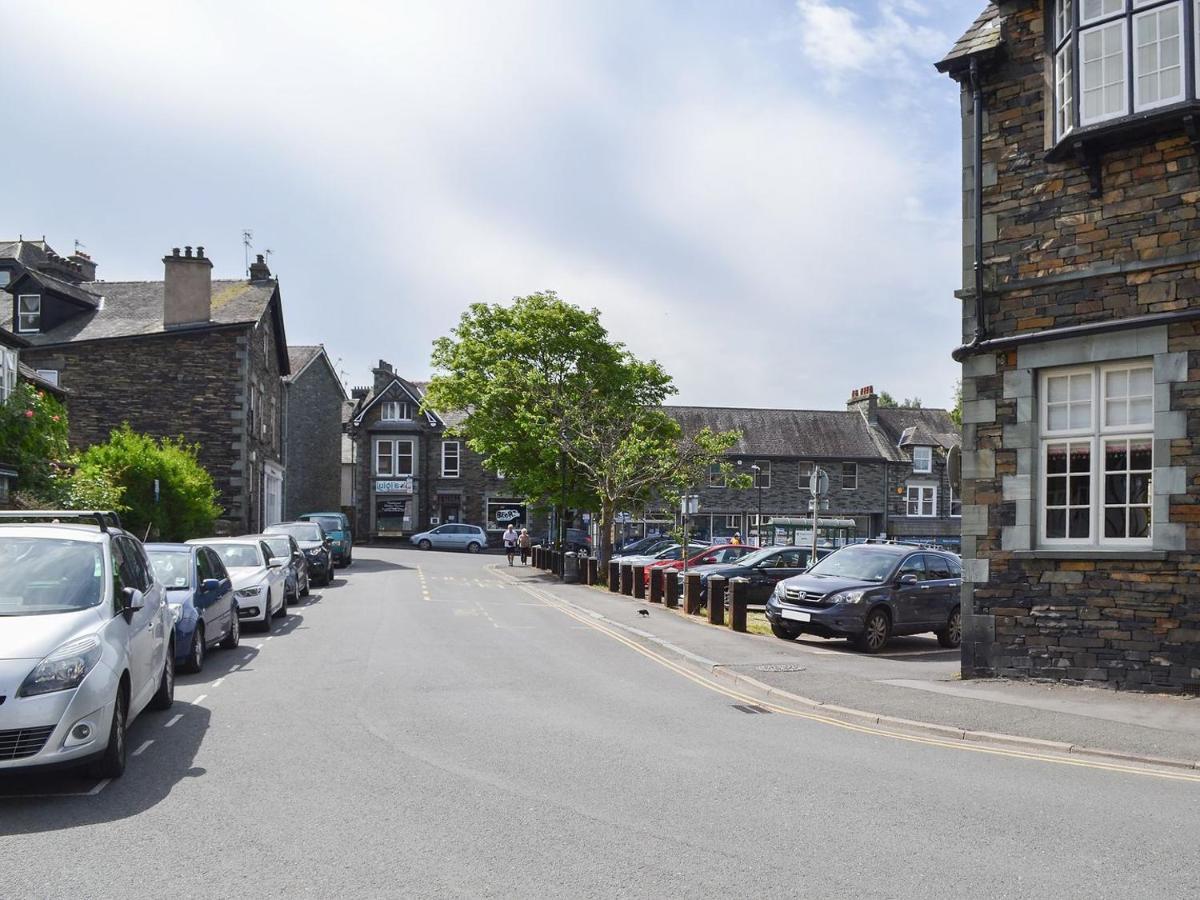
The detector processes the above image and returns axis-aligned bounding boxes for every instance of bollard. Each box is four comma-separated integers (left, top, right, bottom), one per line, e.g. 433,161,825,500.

632,565,646,600
608,560,621,592
683,572,703,615
728,577,749,633
620,563,634,596
707,575,726,626
533,546,541,569
587,556,599,586
664,571,680,609
551,550,560,574
649,568,664,604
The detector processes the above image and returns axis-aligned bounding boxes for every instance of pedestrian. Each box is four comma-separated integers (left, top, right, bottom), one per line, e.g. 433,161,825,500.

503,524,518,566
730,532,742,546
518,527,532,566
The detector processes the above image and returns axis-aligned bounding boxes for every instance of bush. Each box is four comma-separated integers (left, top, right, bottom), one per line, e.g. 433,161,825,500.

0,384,69,495
76,425,222,541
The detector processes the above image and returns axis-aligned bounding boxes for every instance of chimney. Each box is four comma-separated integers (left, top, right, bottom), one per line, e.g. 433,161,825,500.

351,386,369,400
372,360,395,394
847,384,878,426
162,245,213,328
249,253,272,282
69,250,97,282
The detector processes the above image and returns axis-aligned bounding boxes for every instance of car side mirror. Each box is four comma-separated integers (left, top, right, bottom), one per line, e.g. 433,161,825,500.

898,573,919,586
201,578,222,592
268,557,285,568
122,587,145,612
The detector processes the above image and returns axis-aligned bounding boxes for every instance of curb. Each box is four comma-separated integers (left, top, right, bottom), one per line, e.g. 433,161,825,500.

510,568,1200,773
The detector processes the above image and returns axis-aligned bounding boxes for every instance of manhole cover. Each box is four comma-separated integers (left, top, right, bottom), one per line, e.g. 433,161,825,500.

756,663,805,673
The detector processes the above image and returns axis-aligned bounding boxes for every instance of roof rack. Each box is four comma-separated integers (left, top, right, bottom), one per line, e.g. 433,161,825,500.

0,510,123,532
862,538,948,551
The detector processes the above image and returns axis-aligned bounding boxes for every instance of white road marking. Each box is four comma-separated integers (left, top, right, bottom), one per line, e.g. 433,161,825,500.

192,694,208,705
264,636,273,641
132,740,154,757
242,652,254,660
164,714,183,728
211,677,225,688
87,779,111,795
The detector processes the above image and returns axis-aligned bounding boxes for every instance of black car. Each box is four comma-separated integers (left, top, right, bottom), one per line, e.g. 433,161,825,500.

612,536,673,558
679,546,826,604
765,543,962,653
265,521,334,586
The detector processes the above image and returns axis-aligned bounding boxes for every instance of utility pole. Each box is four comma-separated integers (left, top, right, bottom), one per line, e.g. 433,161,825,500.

750,464,762,546
810,466,829,561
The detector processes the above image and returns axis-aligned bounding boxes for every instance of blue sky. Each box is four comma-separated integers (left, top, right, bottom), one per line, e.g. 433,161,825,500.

3,0,979,410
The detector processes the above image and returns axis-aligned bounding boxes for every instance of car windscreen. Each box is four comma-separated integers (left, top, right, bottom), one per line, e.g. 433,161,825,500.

806,546,901,582
306,516,343,534
148,550,193,590
208,543,262,569
735,547,785,567
262,537,292,559
0,538,105,615
268,523,324,542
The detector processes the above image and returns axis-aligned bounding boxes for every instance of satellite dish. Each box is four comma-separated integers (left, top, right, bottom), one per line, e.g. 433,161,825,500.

947,446,962,492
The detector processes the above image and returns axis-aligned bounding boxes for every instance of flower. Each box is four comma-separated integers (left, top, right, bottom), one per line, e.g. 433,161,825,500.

51,415,60,422
24,410,33,419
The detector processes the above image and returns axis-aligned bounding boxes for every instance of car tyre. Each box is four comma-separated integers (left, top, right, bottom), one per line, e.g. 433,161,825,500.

149,648,175,710
220,612,240,649
300,572,310,598
770,621,802,641
184,624,205,674
418,539,432,551
275,587,288,618
854,608,891,654
937,606,962,649
87,688,127,779
467,542,481,554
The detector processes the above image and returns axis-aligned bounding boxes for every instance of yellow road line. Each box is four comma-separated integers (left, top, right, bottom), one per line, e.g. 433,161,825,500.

489,566,1200,784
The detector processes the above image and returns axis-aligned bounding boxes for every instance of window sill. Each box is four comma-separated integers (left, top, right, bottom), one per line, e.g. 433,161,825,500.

1013,549,1166,561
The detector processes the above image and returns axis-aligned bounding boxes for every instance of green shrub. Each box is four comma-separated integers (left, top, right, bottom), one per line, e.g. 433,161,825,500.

0,384,69,495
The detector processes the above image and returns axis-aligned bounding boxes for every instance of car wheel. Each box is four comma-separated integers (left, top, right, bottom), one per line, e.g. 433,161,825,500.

184,624,205,674
300,573,310,598
87,688,127,779
221,612,240,649
770,621,802,641
149,648,175,710
854,609,891,654
467,542,481,554
937,606,962,649
418,539,432,551
276,587,288,618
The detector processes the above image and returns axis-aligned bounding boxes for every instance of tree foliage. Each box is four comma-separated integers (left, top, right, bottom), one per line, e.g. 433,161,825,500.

878,391,922,409
950,380,963,427
74,425,221,540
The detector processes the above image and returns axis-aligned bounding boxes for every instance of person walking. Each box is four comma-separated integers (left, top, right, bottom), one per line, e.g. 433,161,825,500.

503,524,519,566
730,532,742,546
518,528,532,566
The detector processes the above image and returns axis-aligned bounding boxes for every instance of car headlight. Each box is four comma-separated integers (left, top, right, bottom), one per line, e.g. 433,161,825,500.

772,583,786,599
829,589,869,605
168,602,184,624
236,586,265,599
19,636,103,697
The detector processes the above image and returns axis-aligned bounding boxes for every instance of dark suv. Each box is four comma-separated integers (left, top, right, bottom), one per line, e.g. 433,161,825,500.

764,543,962,653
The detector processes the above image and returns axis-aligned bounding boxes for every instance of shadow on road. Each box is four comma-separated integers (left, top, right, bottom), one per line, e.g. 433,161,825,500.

338,557,414,574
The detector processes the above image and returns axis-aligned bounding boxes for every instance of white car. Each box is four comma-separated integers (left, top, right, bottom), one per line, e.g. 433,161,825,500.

0,512,175,778
189,538,288,630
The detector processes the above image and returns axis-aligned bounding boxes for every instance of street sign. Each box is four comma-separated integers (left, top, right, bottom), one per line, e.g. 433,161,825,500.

809,467,830,497
615,511,632,523
681,495,700,516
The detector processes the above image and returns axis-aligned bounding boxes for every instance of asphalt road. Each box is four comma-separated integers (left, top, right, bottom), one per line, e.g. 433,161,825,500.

2,546,1198,899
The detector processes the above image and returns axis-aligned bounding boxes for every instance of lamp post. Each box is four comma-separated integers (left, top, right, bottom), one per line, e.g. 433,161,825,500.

750,464,763,546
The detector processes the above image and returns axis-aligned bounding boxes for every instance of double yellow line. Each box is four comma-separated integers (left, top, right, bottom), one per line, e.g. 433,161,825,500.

493,566,1200,784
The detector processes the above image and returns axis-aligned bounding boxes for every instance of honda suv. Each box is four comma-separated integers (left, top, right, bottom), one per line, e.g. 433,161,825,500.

765,542,962,653
0,511,175,778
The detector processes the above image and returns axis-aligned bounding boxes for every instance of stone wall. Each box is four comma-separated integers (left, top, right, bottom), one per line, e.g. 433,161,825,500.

285,354,344,518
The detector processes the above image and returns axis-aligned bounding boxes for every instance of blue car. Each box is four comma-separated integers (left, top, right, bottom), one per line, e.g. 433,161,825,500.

298,512,353,567
146,542,240,673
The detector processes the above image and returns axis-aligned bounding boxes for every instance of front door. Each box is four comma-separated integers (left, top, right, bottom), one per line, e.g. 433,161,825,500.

441,501,461,524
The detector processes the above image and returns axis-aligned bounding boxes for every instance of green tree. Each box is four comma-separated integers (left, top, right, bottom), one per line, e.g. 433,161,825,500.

950,380,963,427
878,391,922,409
0,383,69,496
75,425,221,540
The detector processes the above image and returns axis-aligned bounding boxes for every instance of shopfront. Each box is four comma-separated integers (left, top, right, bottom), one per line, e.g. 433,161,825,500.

374,477,415,535
486,498,526,534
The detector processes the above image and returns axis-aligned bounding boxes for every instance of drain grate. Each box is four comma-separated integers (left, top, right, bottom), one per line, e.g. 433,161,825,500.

756,663,805,673
731,704,771,715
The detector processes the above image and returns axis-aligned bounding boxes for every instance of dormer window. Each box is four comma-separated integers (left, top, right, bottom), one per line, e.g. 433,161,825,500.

381,401,412,422
16,295,40,333
1053,0,1188,140
912,446,933,473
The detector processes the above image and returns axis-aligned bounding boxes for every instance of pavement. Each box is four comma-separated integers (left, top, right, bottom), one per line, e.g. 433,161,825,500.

2,547,1198,899
502,562,1200,766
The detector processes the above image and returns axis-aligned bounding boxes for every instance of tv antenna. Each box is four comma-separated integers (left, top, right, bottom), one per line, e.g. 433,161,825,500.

242,229,253,276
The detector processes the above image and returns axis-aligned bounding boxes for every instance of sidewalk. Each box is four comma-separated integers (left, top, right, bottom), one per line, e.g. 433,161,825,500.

503,565,1200,768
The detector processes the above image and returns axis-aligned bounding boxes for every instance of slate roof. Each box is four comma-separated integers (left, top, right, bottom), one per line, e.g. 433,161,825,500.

286,345,322,379
935,4,1003,74
18,363,67,398
10,268,101,309
0,239,54,268
350,375,444,428
0,279,276,346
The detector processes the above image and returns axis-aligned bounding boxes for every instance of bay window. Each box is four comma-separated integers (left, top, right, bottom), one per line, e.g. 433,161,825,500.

1039,361,1153,546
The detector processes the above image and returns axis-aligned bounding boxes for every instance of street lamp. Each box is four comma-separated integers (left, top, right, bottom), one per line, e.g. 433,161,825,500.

750,464,763,546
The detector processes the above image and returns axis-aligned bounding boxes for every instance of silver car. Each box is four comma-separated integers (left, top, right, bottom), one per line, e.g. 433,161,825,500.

188,538,288,630
411,524,488,553
0,513,175,778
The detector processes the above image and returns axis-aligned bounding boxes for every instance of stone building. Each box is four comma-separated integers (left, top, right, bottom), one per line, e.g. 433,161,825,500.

638,388,962,549
1,241,290,534
283,345,347,519
939,3,1200,690
346,360,544,543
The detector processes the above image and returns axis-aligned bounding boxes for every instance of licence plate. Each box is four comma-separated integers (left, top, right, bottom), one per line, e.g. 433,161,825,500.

781,609,811,622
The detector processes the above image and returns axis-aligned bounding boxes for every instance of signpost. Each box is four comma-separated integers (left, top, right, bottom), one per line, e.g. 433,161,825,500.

809,467,830,560
681,495,699,575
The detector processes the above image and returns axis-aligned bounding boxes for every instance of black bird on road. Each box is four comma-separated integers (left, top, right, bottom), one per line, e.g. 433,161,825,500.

637,609,650,617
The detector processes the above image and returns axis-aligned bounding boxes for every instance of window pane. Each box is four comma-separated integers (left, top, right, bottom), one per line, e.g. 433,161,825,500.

1106,400,1128,425
1106,472,1128,504
1047,476,1068,506
1069,445,1091,472
1129,473,1150,504
1047,444,1068,474
1070,373,1091,401
1047,509,1067,538
1069,508,1090,538
1069,475,1091,505
1129,507,1150,538
1105,506,1127,538
1048,406,1070,430
1130,441,1152,470
1069,403,1092,429
1048,375,1069,402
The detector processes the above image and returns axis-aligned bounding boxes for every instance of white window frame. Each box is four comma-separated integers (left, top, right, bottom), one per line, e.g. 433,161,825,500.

950,487,963,518
842,462,858,491
0,347,18,401
1080,0,1125,26
1057,0,1074,43
912,446,933,474
1056,40,1076,138
35,369,59,387
16,295,41,333
1038,361,1153,548
380,400,412,422
906,485,937,518
1080,19,1129,125
1133,2,1185,112
441,440,461,478
375,438,415,477
797,461,814,490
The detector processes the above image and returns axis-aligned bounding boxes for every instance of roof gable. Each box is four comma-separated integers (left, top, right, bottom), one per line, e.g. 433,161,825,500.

935,3,1003,74
285,345,347,399
352,377,443,428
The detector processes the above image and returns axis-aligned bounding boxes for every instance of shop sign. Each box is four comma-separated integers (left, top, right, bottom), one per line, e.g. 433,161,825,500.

487,500,526,530
376,478,413,494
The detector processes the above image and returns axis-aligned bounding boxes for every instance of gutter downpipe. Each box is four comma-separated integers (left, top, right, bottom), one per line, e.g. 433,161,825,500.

953,56,987,363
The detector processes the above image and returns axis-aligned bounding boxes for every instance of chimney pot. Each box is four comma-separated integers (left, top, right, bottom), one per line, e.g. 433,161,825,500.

172,247,181,256
184,246,193,258
197,246,205,258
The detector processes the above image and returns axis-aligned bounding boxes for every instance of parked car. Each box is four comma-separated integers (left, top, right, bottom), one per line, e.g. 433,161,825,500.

265,521,334,586
189,537,288,630
298,511,353,567
411,523,488,553
612,536,672,558
253,533,309,601
0,511,174,778
146,543,240,673
678,545,824,603
621,543,708,569
644,543,758,586
764,543,963,653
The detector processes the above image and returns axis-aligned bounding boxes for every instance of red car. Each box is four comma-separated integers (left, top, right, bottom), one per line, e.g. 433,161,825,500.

643,543,758,586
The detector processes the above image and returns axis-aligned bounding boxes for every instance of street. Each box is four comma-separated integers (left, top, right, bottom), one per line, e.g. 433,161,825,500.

2,546,1198,899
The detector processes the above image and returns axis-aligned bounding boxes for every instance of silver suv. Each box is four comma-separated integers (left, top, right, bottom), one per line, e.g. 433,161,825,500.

0,512,175,778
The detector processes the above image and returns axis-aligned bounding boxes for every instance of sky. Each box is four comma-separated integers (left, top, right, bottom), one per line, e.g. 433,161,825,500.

3,0,978,411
